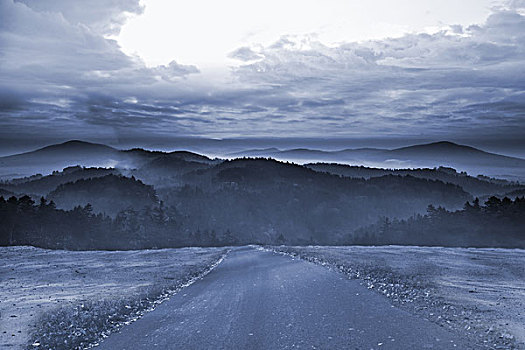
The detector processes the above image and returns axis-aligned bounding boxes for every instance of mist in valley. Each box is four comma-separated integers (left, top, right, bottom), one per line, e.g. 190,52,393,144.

1,140,524,250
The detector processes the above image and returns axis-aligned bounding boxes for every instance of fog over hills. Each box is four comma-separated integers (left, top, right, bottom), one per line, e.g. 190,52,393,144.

1,139,524,249
229,141,525,181
389,141,525,167
0,140,215,180
2,140,525,184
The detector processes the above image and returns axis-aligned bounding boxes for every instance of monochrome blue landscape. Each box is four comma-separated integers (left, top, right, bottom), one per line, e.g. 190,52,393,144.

1,0,524,349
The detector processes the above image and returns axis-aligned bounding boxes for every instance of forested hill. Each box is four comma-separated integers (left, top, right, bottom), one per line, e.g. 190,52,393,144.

1,154,524,249
0,166,120,195
0,140,217,179
160,158,470,244
48,174,158,217
306,163,522,197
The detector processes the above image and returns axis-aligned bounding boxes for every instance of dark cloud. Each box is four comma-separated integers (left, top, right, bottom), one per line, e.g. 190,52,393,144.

0,0,201,140
0,0,524,149
228,7,525,139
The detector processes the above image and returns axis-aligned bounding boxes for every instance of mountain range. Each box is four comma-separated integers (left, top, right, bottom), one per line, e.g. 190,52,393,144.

1,140,525,181
229,141,525,181
0,140,215,179
1,140,524,248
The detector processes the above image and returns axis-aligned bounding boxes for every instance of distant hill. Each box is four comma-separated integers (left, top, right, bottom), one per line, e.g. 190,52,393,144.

0,140,118,165
230,141,525,181
232,141,525,166
1,166,120,196
0,141,121,178
0,140,217,179
121,148,215,165
388,141,525,168
306,163,523,197
229,147,384,162
143,155,212,171
228,147,280,157
4,140,524,181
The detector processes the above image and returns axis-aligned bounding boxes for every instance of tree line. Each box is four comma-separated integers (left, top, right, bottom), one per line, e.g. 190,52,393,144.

0,196,238,250
351,196,525,248
1,194,523,249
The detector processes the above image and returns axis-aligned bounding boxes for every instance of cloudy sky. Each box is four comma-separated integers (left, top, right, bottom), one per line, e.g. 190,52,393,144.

1,0,524,154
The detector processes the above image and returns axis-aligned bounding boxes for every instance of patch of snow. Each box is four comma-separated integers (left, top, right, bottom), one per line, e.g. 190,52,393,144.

268,245,525,349
0,246,227,349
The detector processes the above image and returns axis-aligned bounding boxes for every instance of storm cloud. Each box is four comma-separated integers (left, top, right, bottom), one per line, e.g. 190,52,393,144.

0,0,524,148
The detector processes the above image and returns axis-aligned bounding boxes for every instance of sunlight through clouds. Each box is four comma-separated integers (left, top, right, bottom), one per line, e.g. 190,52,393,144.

0,0,524,146
116,0,499,68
